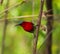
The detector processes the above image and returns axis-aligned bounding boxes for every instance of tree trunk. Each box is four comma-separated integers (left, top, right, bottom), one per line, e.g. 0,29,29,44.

45,0,53,54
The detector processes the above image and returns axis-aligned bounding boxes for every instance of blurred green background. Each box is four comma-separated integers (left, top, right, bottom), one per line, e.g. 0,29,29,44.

0,0,60,54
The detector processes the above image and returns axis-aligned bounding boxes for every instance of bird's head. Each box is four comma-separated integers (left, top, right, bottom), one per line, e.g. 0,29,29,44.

15,21,24,26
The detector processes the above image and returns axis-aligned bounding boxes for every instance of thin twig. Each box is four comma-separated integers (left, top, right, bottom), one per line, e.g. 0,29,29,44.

33,0,44,54
1,0,9,54
0,15,38,22
0,13,60,20
0,0,26,15
0,14,60,23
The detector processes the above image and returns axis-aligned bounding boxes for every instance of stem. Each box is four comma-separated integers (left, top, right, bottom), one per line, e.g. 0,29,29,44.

1,0,9,54
33,0,44,54
0,0,26,15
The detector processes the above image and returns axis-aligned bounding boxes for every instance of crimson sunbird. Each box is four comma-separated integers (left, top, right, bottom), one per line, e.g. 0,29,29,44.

16,21,35,33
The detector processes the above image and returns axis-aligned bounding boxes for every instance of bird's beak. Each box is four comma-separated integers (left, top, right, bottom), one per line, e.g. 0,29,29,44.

15,21,23,26
15,24,20,26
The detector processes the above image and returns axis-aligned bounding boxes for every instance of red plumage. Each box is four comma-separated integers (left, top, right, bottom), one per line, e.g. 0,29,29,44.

17,21,34,32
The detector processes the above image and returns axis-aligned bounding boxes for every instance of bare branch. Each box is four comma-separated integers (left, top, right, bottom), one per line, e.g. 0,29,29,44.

33,0,44,54
1,0,9,54
0,0,26,15
0,15,38,22
0,13,60,23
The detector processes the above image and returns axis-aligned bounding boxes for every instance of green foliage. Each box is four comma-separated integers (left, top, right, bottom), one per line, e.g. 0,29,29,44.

0,0,60,54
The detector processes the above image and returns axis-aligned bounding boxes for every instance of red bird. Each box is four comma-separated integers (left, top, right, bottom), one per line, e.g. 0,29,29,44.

16,21,34,33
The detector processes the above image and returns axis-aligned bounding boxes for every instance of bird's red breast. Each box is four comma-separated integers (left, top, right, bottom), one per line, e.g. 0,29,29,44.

20,22,34,32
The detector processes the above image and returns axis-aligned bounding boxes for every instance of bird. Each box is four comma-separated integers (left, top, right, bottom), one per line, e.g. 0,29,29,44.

16,21,35,33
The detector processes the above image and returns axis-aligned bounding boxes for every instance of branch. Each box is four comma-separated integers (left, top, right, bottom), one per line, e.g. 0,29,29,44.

0,15,38,22
1,0,9,54
0,0,26,15
0,13,60,23
33,0,44,54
